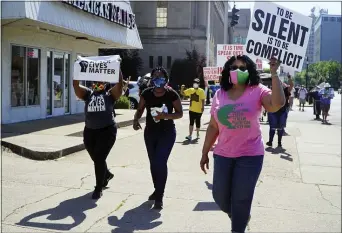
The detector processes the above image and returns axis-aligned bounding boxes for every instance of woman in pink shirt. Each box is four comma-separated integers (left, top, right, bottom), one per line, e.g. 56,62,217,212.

200,55,285,233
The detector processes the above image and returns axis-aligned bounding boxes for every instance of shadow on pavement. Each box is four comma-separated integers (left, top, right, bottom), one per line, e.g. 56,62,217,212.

193,202,220,211
16,192,97,231
205,181,213,190
175,138,199,145
265,147,293,162
108,201,162,233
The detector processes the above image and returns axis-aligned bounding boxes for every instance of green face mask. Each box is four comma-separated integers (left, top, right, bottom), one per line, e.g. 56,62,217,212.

230,69,249,85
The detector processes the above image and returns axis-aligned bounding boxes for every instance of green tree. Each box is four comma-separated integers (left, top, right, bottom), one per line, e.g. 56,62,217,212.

169,47,207,89
98,49,143,81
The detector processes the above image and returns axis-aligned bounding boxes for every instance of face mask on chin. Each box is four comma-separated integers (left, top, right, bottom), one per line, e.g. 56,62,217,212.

193,83,199,88
229,69,249,85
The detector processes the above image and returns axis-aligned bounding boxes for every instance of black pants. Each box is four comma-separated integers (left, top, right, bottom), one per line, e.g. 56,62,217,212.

144,126,176,200
83,125,117,189
313,100,321,118
189,111,203,128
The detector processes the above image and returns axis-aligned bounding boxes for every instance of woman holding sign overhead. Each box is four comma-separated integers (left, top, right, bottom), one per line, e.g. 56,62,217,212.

200,55,285,233
73,69,123,200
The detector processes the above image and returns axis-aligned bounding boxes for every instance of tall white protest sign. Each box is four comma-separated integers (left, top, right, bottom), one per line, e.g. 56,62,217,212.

244,2,312,72
73,55,121,83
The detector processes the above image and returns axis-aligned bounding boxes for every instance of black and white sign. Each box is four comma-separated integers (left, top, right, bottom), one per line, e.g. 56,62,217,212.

62,0,136,30
244,2,312,72
87,95,106,112
73,55,121,83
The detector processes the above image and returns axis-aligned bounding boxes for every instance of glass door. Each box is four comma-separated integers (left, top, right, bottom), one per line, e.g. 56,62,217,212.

53,53,65,116
64,53,70,114
46,51,53,116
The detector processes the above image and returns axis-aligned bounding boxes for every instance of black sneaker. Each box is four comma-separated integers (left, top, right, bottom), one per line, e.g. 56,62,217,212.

278,143,283,148
148,191,156,201
153,200,163,210
103,172,114,188
266,141,272,147
92,188,103,199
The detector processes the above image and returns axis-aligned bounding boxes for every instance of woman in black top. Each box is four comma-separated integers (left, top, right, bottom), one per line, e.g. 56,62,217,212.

73,71,123,199
133,67,183,210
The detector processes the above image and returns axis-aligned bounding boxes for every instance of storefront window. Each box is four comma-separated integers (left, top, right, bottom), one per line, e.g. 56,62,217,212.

27,48,40,105
11,45,40,107
11,46,26,107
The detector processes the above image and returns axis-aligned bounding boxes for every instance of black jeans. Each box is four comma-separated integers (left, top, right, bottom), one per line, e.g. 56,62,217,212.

83,125,117,189
144,126,176,199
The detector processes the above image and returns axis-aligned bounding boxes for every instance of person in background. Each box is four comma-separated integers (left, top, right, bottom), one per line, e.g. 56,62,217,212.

73,71,123,199
183,78,206,140
282,75,294,136
320,83,334,124
200,55,285,233
289,82,295,111
298,85,308,111
133,66,183,210
266,76,293,147
309,86,322,120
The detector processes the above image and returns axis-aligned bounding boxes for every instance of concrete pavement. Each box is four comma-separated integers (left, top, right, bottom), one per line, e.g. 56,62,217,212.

1,97,341,232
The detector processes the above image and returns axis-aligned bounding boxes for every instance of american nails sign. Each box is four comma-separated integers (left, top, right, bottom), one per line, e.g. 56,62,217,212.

62,0,136,30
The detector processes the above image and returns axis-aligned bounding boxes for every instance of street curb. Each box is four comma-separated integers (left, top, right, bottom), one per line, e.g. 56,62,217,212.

1,117,146,161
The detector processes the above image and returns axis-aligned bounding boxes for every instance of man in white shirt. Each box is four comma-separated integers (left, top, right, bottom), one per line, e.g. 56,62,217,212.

298,85,308,111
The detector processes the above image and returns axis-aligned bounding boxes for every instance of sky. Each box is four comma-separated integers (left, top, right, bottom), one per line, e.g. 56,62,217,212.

234,1,342,16
235,1,341,71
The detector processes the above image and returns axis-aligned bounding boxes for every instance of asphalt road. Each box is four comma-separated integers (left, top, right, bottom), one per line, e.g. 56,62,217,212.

1,102,341,232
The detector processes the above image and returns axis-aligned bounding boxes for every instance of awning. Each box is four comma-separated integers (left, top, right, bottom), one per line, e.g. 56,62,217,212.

1,0,142,49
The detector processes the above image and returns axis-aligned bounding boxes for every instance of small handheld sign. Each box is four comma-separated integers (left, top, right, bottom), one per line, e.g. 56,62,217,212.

203,67,220,81
73,55,121,83
244,1,312,72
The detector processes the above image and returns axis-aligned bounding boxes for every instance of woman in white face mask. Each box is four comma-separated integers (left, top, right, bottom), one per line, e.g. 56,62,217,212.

183,78,206,140
200,55,285,233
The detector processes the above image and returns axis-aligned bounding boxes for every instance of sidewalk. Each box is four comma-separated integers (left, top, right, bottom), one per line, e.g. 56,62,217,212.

0,103,196,161
1,109,144,160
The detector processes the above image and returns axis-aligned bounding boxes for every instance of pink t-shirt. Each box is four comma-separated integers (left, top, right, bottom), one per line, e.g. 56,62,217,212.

211,84,272,158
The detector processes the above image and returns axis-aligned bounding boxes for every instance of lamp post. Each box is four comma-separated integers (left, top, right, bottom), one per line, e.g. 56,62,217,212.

305,57,309,89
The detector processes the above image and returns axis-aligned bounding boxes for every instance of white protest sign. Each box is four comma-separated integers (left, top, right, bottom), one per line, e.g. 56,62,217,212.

203,67,220,81
217,44,244,68
73,55,121,83
244,1,312,72
217,44,264,70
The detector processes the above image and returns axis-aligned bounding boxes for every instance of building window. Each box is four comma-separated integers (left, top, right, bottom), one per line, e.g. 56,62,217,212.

149,56,154,69
337,17,341,22
11,45,40,107
158,56,163,66
156,1,168,28
323,17,328,22
330,17,336,22
167,56,172,69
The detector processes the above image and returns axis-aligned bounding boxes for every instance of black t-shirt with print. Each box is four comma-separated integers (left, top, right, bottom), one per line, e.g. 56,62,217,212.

141,87,180,130
83,88,116,129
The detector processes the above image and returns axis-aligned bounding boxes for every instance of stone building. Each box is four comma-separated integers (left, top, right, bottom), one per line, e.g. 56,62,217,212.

131,1,230,74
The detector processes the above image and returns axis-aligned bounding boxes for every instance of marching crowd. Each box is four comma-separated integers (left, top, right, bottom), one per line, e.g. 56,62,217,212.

72,54,335,233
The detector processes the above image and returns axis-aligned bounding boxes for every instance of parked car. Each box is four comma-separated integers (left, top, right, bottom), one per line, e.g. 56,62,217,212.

127,81,140,109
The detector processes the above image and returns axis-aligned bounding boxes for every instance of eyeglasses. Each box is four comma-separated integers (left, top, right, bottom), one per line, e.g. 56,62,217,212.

231,65,247,71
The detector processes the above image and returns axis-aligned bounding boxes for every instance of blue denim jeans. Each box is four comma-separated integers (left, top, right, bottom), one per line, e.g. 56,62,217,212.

268,111,288,144
144,126,176,200
212,154,264,233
